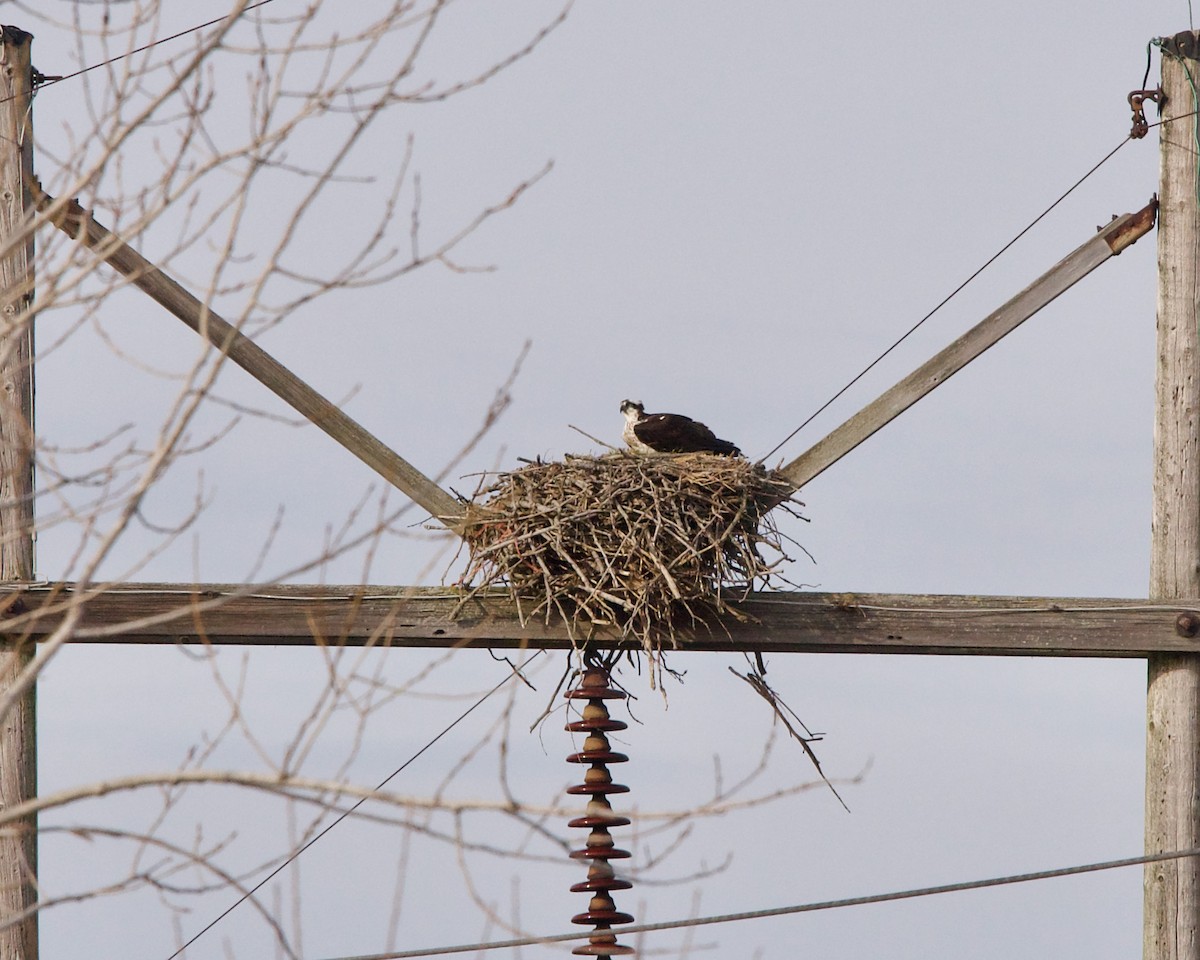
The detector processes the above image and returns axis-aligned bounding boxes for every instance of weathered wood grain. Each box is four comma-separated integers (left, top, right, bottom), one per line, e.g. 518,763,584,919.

0,26,38,960
3,582,1199,657
1147,32,1200,960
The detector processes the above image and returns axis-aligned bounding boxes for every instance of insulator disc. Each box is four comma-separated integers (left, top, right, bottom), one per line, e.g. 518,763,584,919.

566,782,629,796
565,718,629,733
564,688,627,701
572,941,636,956
565,750,629,764
569,877,634,893
571,909,636,925
569,846,632,860
568,814,632,829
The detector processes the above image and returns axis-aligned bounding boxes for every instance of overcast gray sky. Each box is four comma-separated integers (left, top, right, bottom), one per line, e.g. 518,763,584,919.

14,2,1185,957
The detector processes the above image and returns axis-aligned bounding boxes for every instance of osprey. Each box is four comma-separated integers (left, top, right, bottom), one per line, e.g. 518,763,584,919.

620,400,741,457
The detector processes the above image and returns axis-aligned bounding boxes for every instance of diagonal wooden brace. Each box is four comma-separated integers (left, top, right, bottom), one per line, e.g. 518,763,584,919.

777,198,1158,491
35,188,468,533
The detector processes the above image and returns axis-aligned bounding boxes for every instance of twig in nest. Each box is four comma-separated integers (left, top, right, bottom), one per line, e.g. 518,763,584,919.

458,454,807,682
568,424,619,450
529,655,577,733
730,665,850,813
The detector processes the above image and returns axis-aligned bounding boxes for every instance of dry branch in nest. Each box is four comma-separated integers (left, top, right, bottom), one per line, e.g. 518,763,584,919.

458,453,806,660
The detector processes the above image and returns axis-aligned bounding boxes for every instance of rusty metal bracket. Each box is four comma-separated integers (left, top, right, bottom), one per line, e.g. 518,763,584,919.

1102,195,1159,255
1129,88,1164,139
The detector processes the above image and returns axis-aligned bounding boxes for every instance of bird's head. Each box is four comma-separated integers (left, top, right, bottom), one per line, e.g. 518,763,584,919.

619,399,644,419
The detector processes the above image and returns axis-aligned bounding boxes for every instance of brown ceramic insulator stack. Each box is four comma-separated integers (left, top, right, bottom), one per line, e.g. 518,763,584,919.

564,664,635,957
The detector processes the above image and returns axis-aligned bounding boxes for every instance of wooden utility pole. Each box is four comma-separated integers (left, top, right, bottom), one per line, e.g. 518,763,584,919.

1147,31,1200,960
0,25,37,960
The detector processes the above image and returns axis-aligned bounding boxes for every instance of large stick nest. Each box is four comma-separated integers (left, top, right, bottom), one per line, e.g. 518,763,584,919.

458,453,805,655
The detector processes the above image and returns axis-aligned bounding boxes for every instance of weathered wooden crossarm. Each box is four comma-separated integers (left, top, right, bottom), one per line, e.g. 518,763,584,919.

32,188,468,532
3,582,1198,656
779,198,1159,490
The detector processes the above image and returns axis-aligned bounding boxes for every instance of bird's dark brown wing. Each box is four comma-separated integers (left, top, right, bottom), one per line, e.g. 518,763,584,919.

635,413,741,456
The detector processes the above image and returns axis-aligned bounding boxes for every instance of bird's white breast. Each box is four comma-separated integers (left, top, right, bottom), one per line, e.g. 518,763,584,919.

622,411,659,454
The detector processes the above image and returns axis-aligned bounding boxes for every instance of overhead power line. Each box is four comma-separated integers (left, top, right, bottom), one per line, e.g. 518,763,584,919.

164,650,545,960
760,132,1133,462
26,0,277,100
317,845,1200,960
